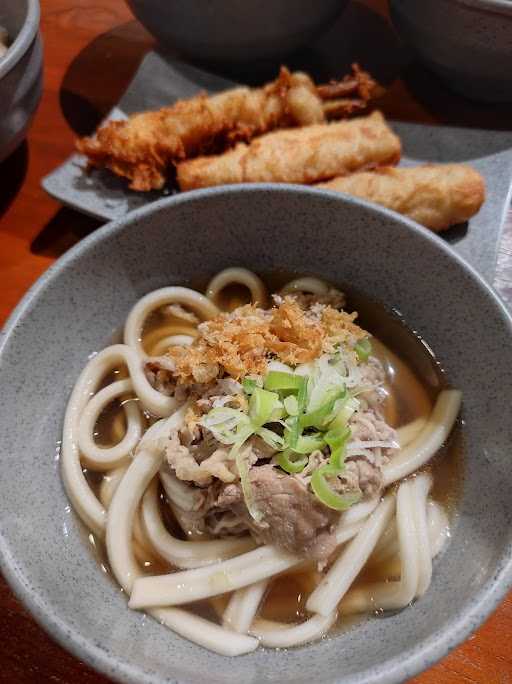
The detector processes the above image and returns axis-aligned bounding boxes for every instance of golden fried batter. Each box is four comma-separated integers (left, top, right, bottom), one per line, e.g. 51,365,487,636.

77,65,380,191
165,298,365,385
317,164,486,231
177,111,401,190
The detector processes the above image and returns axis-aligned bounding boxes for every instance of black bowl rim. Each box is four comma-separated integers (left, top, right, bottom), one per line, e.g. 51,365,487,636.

393,0,512,17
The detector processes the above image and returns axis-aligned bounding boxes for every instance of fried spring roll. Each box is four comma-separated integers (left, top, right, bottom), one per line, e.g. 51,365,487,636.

317,164,485,231
177,111,401,191
78,65,381,191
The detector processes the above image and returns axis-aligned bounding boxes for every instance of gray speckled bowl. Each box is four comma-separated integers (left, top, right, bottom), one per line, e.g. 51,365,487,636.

125,0,348,62
1,186,512,684
389,0,512,102
0,0,43,162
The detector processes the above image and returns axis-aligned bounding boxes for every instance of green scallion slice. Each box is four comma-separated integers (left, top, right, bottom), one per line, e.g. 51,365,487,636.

355,337,372,363
249,387,282,427
310,464,361,511
264,370,304,392
276,449,308,474
299,388,346,430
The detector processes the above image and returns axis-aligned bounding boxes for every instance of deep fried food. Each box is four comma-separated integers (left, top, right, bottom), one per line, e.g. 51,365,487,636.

316,164,485,231
164,297,365,384
176,111,401,190
77,65,381,191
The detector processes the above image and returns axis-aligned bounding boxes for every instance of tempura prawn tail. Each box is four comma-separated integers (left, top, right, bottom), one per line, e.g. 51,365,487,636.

177,111,401,191
76,64,382,192
317,164,486,231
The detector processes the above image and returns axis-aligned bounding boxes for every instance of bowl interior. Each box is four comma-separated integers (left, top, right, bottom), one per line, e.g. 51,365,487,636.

0,0,28,41
389,0,512,101
1,186,512,684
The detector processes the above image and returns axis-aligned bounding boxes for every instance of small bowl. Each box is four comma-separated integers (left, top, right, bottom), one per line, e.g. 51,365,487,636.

389,0,512,102
125,0,349,63
0,0,43,163
1,186,512,683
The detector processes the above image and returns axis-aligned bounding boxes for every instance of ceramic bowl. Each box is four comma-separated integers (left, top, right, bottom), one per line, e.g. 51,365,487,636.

389,0,512,102
125,0,348,63
0,0,43,163
1,185,512,684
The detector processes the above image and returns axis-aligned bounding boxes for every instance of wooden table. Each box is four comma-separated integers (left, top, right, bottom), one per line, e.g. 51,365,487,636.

1,1,511,682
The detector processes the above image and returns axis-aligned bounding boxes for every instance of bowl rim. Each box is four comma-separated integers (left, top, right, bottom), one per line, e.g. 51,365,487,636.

0,0,40,80
454,0,512,15
393,0,512,16
1,184,512,684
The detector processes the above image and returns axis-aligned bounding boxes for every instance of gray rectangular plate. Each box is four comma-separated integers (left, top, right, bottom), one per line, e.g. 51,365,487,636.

42,50,512,283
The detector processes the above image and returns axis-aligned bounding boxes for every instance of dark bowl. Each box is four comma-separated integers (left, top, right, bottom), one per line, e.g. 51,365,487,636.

125,0,349,63
389,0,512,102
0,0,43,162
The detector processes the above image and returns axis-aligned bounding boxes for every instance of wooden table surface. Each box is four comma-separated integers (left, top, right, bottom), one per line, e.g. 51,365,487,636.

1,1,511,682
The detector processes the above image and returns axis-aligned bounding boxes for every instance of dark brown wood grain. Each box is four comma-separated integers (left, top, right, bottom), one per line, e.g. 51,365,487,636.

0,1,511,682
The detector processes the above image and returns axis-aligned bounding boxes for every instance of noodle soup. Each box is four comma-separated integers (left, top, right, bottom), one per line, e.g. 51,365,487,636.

62,269,461,655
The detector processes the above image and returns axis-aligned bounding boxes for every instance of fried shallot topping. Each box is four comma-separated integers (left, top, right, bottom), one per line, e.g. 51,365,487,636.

165,296,365,384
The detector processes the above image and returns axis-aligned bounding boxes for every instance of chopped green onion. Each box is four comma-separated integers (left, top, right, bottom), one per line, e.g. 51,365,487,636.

292,434,326,454
284,415,300,450
249,387,283,427
325,426,351,469
355,337,372,362
256,427,285,450
242,377,257,394
283,395,299,416
311,464,361,511
276,449,308,474
297,376,308,411
203,406,247,427
325,425,351,451
264,370,304,392
328,395,360,430
231,425,262,522
200,407,251,445
300,388,346,430
203,355,365,515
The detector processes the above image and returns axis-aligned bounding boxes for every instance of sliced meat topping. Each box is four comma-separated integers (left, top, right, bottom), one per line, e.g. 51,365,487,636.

337,457,383,498
165,428,236,486
213,464,339,559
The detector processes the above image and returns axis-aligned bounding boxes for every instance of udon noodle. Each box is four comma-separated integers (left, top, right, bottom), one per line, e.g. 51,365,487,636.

62,268,461,656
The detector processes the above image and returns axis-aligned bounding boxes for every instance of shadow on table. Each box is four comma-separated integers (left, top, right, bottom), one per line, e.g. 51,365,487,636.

441,222,469,245
30,207,101,258
59,19,154,136
0,143,29,220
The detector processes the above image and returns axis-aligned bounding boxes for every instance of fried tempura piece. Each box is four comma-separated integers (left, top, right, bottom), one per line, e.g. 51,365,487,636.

176,111,401,190
316,164,485,231
77,65,381,191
